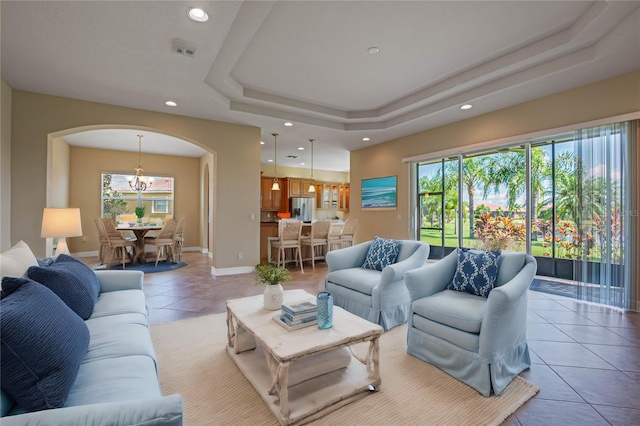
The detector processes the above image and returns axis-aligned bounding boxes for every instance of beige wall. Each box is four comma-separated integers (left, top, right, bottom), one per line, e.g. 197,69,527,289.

350,71,640,243
68,146,201,255
1,80,11,251
50,138,70,207
10,90,261,270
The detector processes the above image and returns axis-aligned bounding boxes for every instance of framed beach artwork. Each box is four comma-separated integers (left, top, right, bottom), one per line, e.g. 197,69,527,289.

361,175,397,210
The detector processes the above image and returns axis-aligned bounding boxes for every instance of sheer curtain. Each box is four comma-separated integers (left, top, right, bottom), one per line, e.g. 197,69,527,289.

573,121,637,310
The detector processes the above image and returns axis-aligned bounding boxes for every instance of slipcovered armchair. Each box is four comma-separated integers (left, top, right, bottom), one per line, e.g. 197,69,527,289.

404,249,537,396
325,239,430,331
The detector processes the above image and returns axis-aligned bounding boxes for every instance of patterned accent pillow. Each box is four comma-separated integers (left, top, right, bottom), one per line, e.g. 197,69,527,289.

27,254,100,320
362,237,402,271
447,248,500,298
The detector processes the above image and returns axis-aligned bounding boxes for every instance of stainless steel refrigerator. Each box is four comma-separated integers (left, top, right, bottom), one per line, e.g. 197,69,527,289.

290,197,314,222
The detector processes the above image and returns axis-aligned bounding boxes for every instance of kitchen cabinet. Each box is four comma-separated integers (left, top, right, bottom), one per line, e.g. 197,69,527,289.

288,178,314,198
338,184,350,211
260,176,282,211
315,182,325,207
317,183,340,209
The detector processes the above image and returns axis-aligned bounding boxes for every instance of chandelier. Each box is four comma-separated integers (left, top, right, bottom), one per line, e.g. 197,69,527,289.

271,133,280,191
127,134,153,191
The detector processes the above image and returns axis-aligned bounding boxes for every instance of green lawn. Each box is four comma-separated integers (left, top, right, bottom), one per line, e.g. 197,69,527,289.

419,220,552,257
419,219,611,262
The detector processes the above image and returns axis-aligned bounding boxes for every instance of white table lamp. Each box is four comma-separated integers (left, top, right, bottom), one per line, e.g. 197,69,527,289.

41,208,83,255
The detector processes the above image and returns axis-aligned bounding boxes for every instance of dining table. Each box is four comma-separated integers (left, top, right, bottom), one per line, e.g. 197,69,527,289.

116,223,163,265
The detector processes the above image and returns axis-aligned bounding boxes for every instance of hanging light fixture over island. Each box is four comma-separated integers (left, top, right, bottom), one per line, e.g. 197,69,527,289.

308,138,315,193
271,133,280,191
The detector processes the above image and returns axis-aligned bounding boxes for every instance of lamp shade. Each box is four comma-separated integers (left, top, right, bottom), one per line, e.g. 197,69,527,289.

41,208,83,238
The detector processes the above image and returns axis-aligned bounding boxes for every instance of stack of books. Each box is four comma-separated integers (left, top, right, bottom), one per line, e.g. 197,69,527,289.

273,301,318,330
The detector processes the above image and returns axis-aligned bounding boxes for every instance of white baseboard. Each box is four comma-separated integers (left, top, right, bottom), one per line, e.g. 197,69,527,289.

74,250,99,257
211,266,254,276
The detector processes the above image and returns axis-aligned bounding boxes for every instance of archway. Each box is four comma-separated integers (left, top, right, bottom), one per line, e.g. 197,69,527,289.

46,125,216,263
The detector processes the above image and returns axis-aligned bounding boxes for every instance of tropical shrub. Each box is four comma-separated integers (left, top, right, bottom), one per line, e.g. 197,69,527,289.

474,212,525,251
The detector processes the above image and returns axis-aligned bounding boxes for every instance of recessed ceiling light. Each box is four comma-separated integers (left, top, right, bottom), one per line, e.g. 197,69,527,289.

188,8,209,22
367,47,380,55
300,162,305,166
298,147,304,150
284,122,293,127
267,159,273,162
461,104,473,110
260,141,265,145
362,137,370,141
165,101,177,107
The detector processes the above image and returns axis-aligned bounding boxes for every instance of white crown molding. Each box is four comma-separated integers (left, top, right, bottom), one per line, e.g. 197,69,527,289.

204,1,638,131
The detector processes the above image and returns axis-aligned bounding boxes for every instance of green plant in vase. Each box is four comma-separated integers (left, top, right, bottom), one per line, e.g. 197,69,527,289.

255,263,291,310
255,263,291,286
135,205,146,224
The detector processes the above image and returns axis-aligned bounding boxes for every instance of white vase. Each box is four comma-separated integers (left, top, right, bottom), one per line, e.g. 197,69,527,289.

263,284,284,310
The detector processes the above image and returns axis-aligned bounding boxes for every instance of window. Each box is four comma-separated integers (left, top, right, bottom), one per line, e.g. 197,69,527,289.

102,173,174,222
152,199,169,214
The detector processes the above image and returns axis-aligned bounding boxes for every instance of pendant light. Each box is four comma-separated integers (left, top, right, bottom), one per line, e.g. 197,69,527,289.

308,139,315,193
271,133,280,191
127,134,154,191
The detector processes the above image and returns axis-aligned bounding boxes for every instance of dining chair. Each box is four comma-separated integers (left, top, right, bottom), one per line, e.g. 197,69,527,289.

271,219,304,273
98,218,135,269
339,218,359,248
94,218,109,264
300,219,331,269
102,218,136,242
173,218,186,263
146,219,178,266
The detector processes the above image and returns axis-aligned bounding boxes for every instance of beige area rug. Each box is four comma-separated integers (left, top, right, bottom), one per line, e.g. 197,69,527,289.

151,313,538,426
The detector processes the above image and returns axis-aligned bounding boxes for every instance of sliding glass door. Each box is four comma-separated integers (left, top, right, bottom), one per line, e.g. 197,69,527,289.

415,120,636,309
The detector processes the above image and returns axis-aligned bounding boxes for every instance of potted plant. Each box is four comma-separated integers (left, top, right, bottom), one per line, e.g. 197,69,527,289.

135,205,146,224
255,263,291,310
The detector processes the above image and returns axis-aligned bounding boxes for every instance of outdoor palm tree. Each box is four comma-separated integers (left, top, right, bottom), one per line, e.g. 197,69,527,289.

484,147,552,241
461,157,490,238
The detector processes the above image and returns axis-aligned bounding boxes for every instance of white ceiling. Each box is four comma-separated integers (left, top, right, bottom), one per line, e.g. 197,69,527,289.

2,1,639,171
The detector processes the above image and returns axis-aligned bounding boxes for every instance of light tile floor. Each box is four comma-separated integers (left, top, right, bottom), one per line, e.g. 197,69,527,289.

83,251,640,425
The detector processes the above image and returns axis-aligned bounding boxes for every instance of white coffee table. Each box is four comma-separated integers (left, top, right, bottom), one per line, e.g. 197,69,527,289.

226,289,383,426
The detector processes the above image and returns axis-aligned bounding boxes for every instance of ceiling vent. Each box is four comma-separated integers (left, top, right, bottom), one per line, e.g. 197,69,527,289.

286,155,300,159
172,39,197,58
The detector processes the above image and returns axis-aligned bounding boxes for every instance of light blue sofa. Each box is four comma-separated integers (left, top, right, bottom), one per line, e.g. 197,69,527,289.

0,242,183,426
325,239,430,331
404,250,536,396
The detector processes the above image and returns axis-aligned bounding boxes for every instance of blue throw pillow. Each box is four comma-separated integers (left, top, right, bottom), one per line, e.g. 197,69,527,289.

27,254,100,320
0,277,90,412
448,248,500,298
362,236,402,271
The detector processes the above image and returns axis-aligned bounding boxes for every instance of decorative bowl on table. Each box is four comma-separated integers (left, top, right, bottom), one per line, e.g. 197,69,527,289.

128,222,136,227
